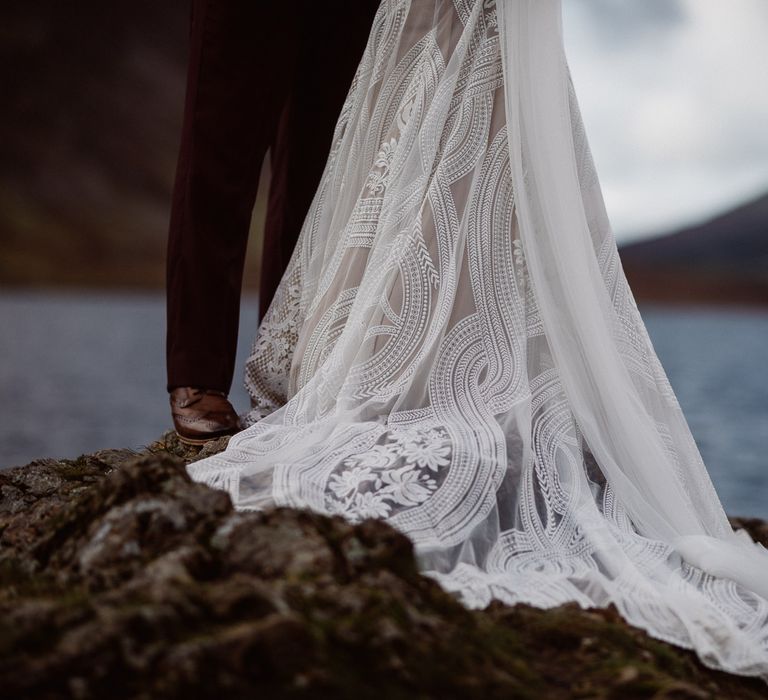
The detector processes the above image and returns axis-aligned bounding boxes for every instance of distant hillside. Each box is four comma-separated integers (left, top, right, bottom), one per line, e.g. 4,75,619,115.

619,193,768,306
0,1,264,290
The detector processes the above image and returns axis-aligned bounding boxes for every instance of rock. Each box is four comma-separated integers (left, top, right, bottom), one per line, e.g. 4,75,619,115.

0,433,765,699
730,516,768,548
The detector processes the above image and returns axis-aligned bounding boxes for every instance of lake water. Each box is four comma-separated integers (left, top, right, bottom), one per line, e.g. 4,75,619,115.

1,291,766,518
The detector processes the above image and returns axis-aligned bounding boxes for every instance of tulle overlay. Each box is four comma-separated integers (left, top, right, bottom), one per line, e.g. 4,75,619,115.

187,0,768,678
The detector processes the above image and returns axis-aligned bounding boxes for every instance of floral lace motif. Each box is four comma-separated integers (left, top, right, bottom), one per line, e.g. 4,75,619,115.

325,426,451,521
366,137,399,195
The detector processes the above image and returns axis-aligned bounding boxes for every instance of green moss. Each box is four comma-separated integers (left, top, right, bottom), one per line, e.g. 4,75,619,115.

54,456,105,481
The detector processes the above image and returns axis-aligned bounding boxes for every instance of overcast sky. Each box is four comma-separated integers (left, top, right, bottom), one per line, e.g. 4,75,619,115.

562,0,768,243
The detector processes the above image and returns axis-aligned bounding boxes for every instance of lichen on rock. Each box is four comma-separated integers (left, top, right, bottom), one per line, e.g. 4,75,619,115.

0,432,765,699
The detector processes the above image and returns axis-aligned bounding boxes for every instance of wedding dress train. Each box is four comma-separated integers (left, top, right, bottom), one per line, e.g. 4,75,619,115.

187,0,768,679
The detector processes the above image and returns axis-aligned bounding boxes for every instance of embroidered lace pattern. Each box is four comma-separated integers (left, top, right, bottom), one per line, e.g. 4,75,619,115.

188,0,768,680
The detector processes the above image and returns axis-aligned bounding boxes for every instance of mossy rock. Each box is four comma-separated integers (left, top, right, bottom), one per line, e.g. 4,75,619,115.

0,439,765,699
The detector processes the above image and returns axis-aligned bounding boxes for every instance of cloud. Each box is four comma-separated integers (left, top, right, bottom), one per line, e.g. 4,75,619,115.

572,0,687,47
563,0,768,242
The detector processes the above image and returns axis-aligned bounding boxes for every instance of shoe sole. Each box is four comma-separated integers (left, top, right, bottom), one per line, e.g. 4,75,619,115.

175,431,235,446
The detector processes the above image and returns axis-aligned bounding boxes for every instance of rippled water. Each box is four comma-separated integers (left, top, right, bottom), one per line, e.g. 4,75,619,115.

1,291,766,517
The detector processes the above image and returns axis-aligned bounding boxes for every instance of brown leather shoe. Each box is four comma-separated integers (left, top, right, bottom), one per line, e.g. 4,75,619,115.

170,387,241,445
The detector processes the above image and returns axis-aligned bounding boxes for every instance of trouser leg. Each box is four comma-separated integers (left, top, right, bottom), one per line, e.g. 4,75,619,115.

259,0,380,320
166,0,294,393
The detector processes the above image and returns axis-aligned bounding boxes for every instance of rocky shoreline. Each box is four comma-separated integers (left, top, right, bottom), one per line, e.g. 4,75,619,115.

1,433,765,699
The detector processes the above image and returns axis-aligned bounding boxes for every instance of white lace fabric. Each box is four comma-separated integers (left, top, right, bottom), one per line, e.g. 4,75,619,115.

187,0,768,680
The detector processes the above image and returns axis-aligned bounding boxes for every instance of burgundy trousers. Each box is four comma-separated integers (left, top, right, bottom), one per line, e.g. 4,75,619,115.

166,0,378,394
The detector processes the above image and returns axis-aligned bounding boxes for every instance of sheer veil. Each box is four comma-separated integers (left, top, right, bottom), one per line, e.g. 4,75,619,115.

498,1,768,594
188,0,768,679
